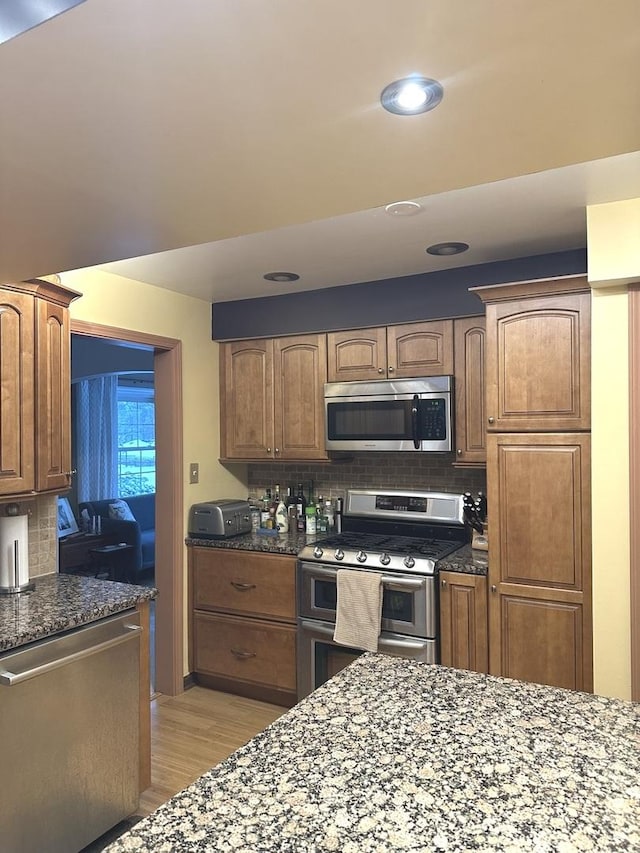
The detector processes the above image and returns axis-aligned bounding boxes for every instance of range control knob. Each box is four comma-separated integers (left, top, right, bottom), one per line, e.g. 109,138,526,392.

335,548,345,561
403,556,415,569
313,546,324,559
356,550,367,563
379,553,391,566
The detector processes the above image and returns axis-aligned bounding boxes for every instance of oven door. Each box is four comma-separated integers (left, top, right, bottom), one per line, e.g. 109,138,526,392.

297,561,436,639
296,618,436,700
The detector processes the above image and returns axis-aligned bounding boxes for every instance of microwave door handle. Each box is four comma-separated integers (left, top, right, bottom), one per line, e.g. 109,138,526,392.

411,395,420,449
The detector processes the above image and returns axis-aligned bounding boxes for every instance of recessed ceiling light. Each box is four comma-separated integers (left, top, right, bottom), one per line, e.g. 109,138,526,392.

384,201,423,217
263,271,300,282
426,242,470,256
380,76,444,115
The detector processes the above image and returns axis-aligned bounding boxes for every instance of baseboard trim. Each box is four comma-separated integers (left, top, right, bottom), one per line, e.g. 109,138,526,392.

183,672,196,691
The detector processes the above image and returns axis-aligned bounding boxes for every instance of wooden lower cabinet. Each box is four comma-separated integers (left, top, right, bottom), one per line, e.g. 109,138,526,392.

439,571,488,673
189,547,297,706
486,432,592,692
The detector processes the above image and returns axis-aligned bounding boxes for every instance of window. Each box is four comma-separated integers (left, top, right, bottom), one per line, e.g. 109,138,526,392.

117,380,155,496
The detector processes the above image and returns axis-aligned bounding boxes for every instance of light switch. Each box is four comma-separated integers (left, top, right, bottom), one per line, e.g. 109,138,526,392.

189,462,199,484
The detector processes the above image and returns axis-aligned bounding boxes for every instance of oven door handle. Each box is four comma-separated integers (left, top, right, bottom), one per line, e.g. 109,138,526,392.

299,619,430,652
302,564,427,590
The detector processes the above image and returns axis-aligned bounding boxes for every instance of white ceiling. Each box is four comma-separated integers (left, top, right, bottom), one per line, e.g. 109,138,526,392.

1,1,639,303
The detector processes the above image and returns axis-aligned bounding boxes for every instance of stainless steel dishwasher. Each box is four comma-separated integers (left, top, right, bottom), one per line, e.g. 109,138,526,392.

0,609,142,853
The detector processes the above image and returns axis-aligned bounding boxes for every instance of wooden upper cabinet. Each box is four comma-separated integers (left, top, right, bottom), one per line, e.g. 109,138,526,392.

0,292,35,495
486,432,592,691
327,321,453,382
0,280,78,498
388,320,453,377
453,316,486,465
474,277,590,432
220,334,328,460
327,327,386,382
273,334,328,460
35,298,72,492
221,339,274,459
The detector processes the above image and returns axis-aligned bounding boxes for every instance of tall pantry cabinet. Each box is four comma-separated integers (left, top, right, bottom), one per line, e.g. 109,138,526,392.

473,276,592,692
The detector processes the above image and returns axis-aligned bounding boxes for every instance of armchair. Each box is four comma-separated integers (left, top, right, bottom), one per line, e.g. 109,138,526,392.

77,494,155,578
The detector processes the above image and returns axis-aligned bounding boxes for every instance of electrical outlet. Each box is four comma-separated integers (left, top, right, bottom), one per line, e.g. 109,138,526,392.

189,462,199,484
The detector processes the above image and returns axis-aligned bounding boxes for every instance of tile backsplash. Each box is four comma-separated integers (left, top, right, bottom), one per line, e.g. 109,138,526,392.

28,494,58,576
247,453,486,502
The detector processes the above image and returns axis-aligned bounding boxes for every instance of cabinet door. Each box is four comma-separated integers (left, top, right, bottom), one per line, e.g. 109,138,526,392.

220,339,274,459
439,571,488,673
387,320,453,378
485,290,590,431
35,298,72,492
453,317,486,464
327,327,386,382
273,334,328,460
487,432,592,691
0,291,35,495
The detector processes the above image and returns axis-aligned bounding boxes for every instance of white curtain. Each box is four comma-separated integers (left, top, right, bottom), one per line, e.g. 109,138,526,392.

75,376,119,502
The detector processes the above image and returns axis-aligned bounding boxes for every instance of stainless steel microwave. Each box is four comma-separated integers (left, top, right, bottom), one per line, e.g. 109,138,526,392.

324,376,453,452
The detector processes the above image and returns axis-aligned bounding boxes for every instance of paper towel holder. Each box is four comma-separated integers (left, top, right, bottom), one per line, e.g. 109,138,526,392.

0,505,35,595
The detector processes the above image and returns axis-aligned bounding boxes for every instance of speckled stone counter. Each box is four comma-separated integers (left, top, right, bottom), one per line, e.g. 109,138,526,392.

107,654,640,852
186,533,487,576
0,573,157,652
185,529,321,556
438,544,488,576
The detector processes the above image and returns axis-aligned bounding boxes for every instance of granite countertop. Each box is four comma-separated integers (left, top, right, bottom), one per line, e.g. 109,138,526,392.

437,543,489,576
186,533,488,576
0,573,157,653
185,529,322,556
108,654,640,852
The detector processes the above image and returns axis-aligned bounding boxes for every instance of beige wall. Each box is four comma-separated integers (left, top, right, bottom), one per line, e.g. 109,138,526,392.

62,268,248,673
587,198,640,700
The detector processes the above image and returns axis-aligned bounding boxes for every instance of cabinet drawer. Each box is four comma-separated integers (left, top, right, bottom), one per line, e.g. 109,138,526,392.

191,548,296,622
193,611,296,691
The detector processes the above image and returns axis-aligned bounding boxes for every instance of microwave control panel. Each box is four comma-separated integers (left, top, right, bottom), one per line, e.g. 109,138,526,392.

420,399,447,440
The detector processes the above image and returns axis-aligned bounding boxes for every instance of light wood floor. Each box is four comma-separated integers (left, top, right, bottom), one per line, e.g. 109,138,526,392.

138,686,286,816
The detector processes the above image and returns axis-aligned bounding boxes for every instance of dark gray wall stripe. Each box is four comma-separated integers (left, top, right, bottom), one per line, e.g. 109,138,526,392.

211,248,587,341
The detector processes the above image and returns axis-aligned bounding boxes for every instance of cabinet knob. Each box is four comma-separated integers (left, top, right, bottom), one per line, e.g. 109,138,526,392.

388,366,394,373
457,449,462,455
64,469,77,477
274,447,280,454
441,578,447,588
378,367,384,374
488,417,495,424
491,584,497,593
266,447,272,453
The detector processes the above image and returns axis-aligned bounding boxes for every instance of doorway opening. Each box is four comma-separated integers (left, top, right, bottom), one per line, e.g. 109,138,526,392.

71,319,184,697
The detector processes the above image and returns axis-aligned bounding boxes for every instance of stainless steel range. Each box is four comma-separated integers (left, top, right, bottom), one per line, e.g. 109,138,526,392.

296,488,468,699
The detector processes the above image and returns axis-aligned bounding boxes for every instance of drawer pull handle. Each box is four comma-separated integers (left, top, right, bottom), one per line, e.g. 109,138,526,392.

230,581,256,591
231,648,256,660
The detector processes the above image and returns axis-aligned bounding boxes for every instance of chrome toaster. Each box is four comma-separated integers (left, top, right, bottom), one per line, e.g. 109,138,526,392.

188,499,251,539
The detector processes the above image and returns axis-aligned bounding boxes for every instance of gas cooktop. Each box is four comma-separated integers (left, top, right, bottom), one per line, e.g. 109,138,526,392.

298,488,468,575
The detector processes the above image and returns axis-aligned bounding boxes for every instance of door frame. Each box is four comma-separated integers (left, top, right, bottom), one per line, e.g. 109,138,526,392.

71,320,184,696
629,286,640,701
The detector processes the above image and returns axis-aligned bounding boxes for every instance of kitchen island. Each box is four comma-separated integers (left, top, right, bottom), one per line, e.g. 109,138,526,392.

107,654,640,852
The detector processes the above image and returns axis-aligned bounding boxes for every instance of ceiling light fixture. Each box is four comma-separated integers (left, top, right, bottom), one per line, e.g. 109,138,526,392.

384,201,423,217
426,242,469,256
380,76,444,115
263,271,300,282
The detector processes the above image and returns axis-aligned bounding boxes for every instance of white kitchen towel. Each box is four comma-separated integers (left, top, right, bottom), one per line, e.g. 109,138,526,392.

333,569,383,652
